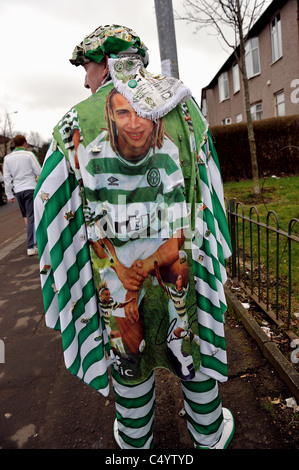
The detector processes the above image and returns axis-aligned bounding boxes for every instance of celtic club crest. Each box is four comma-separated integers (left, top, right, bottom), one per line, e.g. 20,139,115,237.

147,168,160,187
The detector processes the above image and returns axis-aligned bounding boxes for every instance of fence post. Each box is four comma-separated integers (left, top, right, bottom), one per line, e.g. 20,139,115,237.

229,199,237,278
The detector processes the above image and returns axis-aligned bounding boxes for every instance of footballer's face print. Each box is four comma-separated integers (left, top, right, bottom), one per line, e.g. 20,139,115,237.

109,92,154,160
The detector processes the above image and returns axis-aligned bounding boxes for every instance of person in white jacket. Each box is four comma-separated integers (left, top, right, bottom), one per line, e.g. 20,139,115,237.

3,134,41,256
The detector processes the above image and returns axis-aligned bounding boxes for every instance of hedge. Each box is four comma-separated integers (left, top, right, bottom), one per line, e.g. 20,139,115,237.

210,115,299,182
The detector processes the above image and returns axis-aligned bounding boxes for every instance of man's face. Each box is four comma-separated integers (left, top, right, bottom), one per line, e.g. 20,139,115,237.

176,275,183,291
110,93,154,160
83,61,107,94
100,289,111,303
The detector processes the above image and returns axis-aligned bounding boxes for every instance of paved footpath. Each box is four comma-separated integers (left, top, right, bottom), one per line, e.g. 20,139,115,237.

0,236,298,454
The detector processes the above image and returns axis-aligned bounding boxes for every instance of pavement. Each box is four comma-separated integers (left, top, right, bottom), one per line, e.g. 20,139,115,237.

0,230,299,454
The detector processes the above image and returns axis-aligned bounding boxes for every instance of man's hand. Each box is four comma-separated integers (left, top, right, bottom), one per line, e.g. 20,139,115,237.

117,259,148,292
124,291,139,323
8,198,15,203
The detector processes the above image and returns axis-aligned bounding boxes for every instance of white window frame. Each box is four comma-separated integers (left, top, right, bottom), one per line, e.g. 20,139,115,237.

245,37,261,78
222,117,232,125
270,13,283,63
218,71,229,102
202,98,207,117
236,113,243,123
274,90,285,116
233,64,240,94
250,102,263,121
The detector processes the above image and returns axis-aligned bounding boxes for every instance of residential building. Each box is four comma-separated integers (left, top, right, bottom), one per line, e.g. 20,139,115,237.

201,0,299,126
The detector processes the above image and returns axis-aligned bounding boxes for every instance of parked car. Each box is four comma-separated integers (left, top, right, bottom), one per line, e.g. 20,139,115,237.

0,172,7,205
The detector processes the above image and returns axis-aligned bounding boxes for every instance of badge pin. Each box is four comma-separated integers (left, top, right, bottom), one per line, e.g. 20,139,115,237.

40,265,51,275
40,191,50,203
64,211,75,220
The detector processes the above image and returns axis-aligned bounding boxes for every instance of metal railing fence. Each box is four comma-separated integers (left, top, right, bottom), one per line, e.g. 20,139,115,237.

225,198,299,331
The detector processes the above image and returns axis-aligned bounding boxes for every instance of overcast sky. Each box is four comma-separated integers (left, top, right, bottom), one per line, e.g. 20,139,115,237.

0,0,234,142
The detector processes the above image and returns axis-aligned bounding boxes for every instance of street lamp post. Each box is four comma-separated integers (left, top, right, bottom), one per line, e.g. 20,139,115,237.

154,0,180,79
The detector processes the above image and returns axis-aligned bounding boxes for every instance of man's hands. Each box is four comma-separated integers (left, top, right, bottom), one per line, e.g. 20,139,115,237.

116,259,149,292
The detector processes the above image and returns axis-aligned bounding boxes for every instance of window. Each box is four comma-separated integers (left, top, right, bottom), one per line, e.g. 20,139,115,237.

251,102,263,120
218,72,229,102
274,91,285,116
222,117,232,125
202,98,207,117
245,37,261,78
270,14,283,62
236,113,243,123
233,64,240,93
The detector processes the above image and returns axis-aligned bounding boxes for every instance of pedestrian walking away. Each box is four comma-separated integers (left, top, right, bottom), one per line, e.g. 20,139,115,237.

3,134,41,256
34,24,235,450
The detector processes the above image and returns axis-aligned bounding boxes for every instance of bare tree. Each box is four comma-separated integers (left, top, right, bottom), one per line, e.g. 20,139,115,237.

0,110,18,155
28,131,44,149
176,0,270,198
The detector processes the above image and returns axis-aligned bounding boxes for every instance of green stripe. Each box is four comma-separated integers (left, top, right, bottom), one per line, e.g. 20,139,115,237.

200,353,228,377
35,175,80,257
82,343,105,377
184,393,221,416
211,190,232,251
54,242,92,313
208,130,221,172
186,409,223,437
118,421,154,449
181,377,216,393
34,149,64,195
85,151,180,178
89,371,109,391
196,292,225,324
41,271,56,312
193,259,218,292
114,386,155,409
199,324,226,350
44,179,74,222
116,405,154,430
84,183,185,205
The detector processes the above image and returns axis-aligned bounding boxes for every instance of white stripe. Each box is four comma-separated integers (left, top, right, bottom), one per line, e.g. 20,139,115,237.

57,262,96,334
44,294,59,329
45,191,83,253
113,373,154,399
181,381,219,403
187,421,223,447
184,401,222,426
116,393,155,420
199,365,228,383
53,230,89,291
215,277,227,304
192,247,215,275
199,340,226,363
195,278,221,308
118,414,154,440
84,362,110,397
209,158,225,207
196,307,225,337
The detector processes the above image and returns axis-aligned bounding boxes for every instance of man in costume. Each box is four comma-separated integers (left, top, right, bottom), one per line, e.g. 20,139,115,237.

4,134,41,256
34,24,234,449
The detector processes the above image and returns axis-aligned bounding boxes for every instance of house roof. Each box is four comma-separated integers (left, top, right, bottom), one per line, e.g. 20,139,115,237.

202,0,289,90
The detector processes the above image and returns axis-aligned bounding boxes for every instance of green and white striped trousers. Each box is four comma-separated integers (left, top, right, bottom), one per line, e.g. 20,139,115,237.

112,368,224,449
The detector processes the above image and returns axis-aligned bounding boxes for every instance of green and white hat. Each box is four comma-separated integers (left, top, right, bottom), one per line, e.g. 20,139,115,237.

70,24,149,67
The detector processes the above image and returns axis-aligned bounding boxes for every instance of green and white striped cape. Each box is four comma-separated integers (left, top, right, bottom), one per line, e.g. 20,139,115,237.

34,82,231,396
